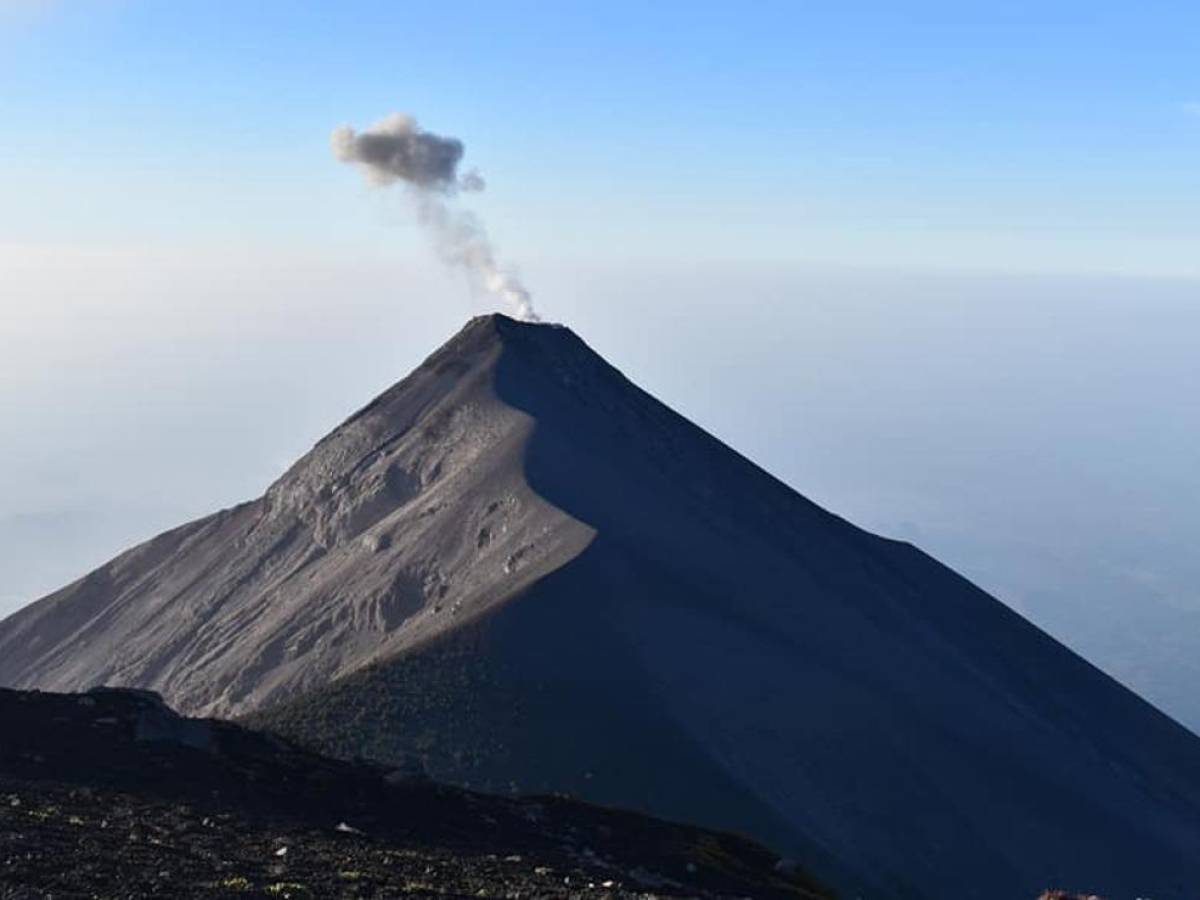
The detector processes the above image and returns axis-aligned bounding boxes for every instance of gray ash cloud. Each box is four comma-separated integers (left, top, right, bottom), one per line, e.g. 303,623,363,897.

332,113,538,321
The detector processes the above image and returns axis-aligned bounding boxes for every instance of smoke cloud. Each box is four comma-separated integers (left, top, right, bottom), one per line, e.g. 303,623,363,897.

332,113,538,322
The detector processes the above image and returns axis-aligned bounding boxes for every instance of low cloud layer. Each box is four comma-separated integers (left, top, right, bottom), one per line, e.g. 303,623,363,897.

332,114,538,322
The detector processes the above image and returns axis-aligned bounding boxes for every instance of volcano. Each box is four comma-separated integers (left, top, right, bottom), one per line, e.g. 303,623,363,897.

3,313,1200,898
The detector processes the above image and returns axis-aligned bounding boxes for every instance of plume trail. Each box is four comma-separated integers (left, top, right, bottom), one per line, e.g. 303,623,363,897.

332,113,539,322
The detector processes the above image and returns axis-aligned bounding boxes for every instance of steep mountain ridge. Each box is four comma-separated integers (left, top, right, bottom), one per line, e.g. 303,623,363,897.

3,313,1200,898
0,316,593,715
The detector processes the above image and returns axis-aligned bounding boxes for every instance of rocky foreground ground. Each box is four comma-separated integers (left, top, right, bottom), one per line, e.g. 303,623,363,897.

0,687,828,899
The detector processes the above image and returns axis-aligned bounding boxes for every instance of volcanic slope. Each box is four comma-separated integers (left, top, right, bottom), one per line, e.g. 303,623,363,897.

4,314,1200,898
0,315,596,716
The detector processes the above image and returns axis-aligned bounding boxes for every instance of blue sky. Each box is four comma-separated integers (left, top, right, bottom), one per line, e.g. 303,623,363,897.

3,0,1199,273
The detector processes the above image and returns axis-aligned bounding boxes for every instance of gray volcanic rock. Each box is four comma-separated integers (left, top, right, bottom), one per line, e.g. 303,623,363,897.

0,317,593,715
4,313,1200,898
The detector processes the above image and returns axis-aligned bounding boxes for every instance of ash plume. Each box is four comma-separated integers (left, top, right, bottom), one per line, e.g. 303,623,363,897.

332,113,539,322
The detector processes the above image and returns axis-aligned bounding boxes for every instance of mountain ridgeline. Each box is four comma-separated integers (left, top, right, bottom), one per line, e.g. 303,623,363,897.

2,314,1199,898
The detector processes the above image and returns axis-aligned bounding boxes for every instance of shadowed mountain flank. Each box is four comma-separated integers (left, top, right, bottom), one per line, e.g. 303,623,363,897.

4,314,1200,898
